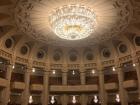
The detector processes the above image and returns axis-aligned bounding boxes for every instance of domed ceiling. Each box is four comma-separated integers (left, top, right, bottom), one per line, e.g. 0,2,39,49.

13,0,133,47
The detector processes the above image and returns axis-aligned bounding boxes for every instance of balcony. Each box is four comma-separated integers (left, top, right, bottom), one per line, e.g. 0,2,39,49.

50,85,98,93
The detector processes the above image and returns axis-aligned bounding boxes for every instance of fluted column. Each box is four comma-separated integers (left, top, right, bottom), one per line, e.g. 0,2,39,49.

1,64,12,105
21,67,31,105
42,71,49,105
98,70,107,105
117,67,128,105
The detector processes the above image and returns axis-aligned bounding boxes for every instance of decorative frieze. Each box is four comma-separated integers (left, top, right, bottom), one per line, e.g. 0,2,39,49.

68,64,80,69
119,55,132,63
33,61,46,67
50,64,63,69
84,63,96,69
0,49,12,60
102,60,114,67
16,56,28,64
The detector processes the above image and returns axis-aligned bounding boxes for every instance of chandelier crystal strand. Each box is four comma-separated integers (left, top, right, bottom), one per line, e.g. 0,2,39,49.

49,5,96,40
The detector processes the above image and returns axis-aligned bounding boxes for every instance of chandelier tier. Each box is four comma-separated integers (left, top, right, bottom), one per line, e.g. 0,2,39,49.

49,5,96,40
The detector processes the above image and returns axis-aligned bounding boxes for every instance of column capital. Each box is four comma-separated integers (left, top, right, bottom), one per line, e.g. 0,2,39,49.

79,66,85,72
44,71,49,76
62,66,68,72
98,69,104,74
25,66,32,73
61,67,68,72
44,64,51,71
62,71,67,74
80,72,86,78
116,66,122,72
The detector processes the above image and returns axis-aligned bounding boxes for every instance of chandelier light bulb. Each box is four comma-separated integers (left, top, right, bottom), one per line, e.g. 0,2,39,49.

49,4,96,40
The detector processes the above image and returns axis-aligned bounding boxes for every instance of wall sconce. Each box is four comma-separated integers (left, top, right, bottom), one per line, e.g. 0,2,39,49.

51,96,55,104
29,95,33,104
72,96,77,104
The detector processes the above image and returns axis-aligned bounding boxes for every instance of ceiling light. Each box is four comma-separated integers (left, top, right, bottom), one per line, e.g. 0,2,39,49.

32,68,35,73
49,4,96,40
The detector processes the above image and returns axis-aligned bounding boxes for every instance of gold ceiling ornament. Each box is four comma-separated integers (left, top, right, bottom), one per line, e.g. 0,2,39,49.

14,0,132,46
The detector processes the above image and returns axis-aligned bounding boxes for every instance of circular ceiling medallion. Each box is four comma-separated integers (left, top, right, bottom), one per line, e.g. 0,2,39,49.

14,0,132,46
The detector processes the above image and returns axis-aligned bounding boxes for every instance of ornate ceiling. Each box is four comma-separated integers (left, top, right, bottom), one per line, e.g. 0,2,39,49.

13,0,133,47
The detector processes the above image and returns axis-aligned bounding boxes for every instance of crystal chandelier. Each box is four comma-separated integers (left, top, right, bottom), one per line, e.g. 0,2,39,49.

49,4,96,40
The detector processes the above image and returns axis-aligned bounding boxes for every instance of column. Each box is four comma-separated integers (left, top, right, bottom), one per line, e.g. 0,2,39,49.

42,71,49,105
99,70,107,105
62,72,67,85
117,67,128,105
80,71,87,105
61,67,68,105
135,63,140,98
61,94,68,105
21,67,31,105
80,72,86,85
0,64,12,105
80,94,87,105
